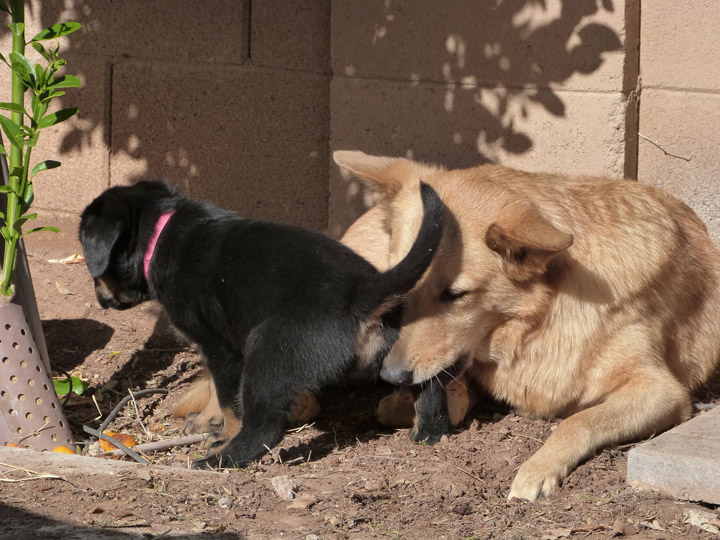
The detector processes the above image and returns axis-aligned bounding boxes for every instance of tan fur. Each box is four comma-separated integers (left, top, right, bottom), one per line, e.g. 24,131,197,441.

173,370,321,435
377,375,475,429
334,150,720,502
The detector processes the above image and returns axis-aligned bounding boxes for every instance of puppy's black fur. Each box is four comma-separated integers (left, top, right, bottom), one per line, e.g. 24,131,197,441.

80,180,444,468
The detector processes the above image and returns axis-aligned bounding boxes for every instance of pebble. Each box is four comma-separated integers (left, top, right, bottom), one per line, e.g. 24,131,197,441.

218,497,232,509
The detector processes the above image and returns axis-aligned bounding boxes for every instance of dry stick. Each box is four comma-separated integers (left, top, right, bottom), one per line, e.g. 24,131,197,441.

107,433,209,457
128,389,152,441
82,425,148,465
0,461,64,482
638,132,691,161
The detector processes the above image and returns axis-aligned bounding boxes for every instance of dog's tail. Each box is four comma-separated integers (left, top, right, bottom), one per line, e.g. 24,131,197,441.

356,182,445,315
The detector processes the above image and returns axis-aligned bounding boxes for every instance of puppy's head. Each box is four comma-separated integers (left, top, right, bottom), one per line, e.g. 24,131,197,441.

80,180,183,310
334,151,573,385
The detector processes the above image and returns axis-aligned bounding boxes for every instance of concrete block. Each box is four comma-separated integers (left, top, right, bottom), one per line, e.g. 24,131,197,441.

331,0,626,91
638,90,720,244
627,406,720,504
641,0,720,91
111,60,330,230
251,0,330,72
6,0,250,65
329,77,628,236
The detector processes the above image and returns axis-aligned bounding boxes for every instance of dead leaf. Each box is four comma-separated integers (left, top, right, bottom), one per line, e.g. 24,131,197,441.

55,282,73,295
683,509,720,535
639,520,665,531
576,524,604,533
612,518,637,536
287,495,318,510
48,253,85,264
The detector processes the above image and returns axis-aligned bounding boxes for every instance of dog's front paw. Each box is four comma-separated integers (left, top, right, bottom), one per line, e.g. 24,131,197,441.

377,389,416,428
508,458,567,502
410,425,445,445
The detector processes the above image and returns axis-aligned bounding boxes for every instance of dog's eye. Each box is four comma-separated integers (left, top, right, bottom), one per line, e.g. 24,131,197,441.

441,288,468,302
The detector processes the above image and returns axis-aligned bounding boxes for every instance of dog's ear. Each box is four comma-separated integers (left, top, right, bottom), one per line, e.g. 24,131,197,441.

81,214,126,278
485,204,573,281
333,150,443,197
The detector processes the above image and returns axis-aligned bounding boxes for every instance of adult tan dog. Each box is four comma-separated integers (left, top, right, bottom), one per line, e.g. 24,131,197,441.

334,150,720,502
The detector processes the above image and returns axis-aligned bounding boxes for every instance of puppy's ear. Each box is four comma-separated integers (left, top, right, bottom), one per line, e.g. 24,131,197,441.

485,204,573,281
81,214,125,278
333,150,443,197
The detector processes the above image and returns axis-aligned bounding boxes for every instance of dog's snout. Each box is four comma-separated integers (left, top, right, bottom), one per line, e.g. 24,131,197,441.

381,368,414,386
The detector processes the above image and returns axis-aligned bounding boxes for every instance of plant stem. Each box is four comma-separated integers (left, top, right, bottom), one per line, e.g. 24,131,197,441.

0,0,25,296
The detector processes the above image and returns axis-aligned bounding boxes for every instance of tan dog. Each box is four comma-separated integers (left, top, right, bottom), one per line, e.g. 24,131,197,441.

334,150,720,502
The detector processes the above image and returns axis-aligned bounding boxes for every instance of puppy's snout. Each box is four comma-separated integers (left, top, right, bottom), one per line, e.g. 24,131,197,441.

381,368,414,386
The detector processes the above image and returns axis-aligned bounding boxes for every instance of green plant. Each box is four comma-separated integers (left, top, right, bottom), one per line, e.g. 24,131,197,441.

0,0,80,296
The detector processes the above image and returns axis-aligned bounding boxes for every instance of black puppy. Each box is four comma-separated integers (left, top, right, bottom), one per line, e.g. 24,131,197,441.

80,180,444,468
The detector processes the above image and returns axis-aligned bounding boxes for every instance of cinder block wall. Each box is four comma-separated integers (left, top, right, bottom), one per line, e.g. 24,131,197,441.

0,0,331,254
637,0,720,241
2,0,719,253
328,0,639,235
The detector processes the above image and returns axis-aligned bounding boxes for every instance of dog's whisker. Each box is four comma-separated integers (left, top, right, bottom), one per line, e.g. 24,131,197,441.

441,368,467,389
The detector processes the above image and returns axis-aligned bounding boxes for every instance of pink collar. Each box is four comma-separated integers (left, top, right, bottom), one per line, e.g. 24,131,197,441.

143,211,175,280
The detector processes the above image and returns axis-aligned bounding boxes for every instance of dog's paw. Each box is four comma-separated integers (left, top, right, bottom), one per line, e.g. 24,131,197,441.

410,424,445,445
377,389,416,428
507,459,566,502
182,411,223,436
192,452,245,470
288,392,321,426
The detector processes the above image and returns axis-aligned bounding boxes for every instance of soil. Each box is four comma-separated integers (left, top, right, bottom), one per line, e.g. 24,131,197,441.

1,253,719,539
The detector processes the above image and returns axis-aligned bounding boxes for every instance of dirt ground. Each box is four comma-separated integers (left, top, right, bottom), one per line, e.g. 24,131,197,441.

1,252,719,539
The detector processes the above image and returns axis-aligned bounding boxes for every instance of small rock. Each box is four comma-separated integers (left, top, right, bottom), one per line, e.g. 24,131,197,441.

218,497,232,509
270,475,297,500
306,535,320,540
364,479,382,491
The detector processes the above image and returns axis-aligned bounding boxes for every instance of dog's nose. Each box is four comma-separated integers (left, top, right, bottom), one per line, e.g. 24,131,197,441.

381,368,414,386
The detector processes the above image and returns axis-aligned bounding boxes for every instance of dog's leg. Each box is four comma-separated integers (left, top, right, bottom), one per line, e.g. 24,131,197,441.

195,341,245,453
508,370,691,502
411,381,451,444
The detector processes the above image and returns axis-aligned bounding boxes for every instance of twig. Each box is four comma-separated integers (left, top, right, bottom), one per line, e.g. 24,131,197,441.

500,431,545,445
82,425,148,464
0,461,64,482
638,132,691,162
369,454,483,482
94,388,170,440
16,418,52,444
129,389,152,440
288,422,315,433
107,433,209,457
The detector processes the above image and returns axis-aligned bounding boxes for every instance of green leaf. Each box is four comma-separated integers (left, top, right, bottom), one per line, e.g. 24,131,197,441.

22,226,60,237
31,41,50,62
31,160,61,179
0,52,8,67
53,375,89,397
9,51,34,85
34,64,45,86
32,22,81,42
41,90,65,103
0,102,25,114
0,226,12,242
37,107,78,129
21,182,33,213
49,74,81,89
0,143,6,156
0,185,16,194
0,115,23,150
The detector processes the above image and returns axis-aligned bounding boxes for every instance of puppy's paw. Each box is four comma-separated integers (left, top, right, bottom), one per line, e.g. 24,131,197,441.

192,452,245,470
377,389,415,428
182,411,224,435
410,420,447,445
507,458,567,502
288,392,321,426
446,380,471,427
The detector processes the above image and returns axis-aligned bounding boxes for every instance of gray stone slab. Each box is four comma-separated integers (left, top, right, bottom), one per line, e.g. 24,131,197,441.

627,406,720,504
